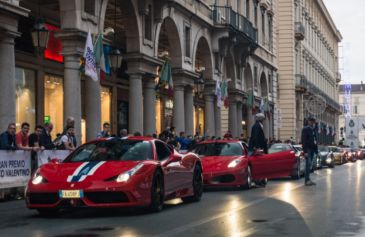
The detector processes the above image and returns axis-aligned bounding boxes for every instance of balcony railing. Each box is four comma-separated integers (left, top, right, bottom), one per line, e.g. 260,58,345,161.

295,22,305,41
212,5,258,44
336,72,341,83
300,76,341,112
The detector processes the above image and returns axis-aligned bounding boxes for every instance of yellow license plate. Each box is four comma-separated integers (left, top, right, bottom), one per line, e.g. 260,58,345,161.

59,190,83,199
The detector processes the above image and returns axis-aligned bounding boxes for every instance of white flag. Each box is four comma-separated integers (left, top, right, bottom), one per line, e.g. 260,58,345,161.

83,31,98,81
259,98,265,113
215,79,222,107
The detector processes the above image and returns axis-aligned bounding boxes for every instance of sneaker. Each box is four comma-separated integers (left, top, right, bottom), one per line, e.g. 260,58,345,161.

305,180,316,186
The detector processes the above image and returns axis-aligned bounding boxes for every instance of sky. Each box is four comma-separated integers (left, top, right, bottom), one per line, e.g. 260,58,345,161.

325,0,365,84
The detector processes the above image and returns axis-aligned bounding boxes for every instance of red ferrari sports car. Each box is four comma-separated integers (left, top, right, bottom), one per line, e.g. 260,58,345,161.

190,140,300,189
26,137,203,215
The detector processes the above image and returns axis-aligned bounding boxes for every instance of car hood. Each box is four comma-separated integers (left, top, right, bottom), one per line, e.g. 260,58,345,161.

200,156,244,172
39,161,144,183
319,151,330,157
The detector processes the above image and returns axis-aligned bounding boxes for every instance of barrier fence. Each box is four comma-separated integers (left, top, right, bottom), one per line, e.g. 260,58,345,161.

0,150,70,189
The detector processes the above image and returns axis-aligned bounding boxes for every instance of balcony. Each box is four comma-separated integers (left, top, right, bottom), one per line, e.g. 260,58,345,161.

295,74,307,92
212,5,258,45
336,72,341,83
295,22,305,41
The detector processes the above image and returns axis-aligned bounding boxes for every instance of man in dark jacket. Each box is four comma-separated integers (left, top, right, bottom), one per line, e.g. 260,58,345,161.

0,123,17,150
248,113,268,154
301,117,317,186
40,122,55,149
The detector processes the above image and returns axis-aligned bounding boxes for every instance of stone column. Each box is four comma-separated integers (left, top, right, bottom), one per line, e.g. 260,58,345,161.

0,4,28,131
85,78,101,141
229,101,238,137
264,116,270,140
215,100,221,138
184,87,194,136
57,30,87,144
173,85,185,134
129,74,143,134
204,95,215,137
143,79,156,136
247,107,254,139
237,102,243,137
0,33,17,131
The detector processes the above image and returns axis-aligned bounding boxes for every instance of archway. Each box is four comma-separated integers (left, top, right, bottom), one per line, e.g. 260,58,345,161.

155,17,183,134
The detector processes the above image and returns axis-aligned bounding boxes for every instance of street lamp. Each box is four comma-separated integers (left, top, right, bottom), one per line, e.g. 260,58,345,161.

109,0,122,72
31,18,49,54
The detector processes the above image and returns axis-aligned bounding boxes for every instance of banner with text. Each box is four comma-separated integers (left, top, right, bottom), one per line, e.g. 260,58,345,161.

0,151,31,189
37,150,71,166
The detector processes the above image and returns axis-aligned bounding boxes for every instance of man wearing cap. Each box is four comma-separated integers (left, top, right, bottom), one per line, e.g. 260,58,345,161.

301,117,317,186
248,113,268,154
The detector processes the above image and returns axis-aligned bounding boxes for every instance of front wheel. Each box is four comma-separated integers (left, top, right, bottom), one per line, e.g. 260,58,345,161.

241,166,253,190
182,165,203,203
149,169,164,212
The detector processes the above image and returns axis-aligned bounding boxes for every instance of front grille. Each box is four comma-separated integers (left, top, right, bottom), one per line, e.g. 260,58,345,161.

85,191,129,203
211,174,235,183
28,192,59,204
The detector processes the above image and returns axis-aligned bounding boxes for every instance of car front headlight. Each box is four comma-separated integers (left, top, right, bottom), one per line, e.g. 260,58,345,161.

228,159,242,168
116,163,144,183
32,169,45,185
326,157,332,164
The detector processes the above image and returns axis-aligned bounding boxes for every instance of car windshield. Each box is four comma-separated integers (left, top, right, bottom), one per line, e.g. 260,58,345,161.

64,139,153,162
268,144,290,154
328,147,338,152
319,146,329,152
191,143,243,157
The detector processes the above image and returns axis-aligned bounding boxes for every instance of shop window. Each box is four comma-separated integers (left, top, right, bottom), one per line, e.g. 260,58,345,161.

194,106,204,136
165,99,173,130
44,75,64,139
15,68,36,131
117,100,128,133
101,87,111,128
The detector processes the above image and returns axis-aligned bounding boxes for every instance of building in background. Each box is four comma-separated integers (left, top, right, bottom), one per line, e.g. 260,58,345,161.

339,84,365,148
277,0,342,144
0,0,279,143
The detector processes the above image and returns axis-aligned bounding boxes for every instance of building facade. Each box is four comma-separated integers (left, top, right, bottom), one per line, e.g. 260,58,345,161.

0,0,278,143
277,0,342,143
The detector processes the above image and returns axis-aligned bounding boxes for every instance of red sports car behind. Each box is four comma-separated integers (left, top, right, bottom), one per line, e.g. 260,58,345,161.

26,137,203,215
190,140,299,189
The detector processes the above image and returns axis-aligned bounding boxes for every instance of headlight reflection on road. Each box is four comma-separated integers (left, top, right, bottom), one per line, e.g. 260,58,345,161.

280,182,294,203
224,198,250,237
355,161,362,210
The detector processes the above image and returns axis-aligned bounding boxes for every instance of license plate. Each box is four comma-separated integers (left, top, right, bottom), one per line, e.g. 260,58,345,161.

59,190,84,199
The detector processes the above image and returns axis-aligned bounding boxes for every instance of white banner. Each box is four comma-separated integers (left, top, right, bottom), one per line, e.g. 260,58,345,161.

37,150,71,167
0,151,31,189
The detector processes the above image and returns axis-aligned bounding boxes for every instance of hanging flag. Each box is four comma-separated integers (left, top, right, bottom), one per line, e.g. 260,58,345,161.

220,80,229,108
157,60,173,96
332,127,336,137
326,124,330,136
246,89,254,108
94,33,107,81
259,97,265,113
215,79,222,107
83,31,98,81
263,98,270,119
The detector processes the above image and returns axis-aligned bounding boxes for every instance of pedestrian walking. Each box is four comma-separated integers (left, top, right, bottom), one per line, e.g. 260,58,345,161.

248,113,268,154
97,122,111,138
0,123,17,150
301,117,317,186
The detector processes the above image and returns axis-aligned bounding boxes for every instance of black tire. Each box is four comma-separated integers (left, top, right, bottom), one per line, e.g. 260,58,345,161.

241,166,253,190
291,165,301,179
37,209,59,217
149,169,164,212
182,164,203,203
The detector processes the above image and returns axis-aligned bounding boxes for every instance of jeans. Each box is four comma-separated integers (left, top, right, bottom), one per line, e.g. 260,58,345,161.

305,148,315,182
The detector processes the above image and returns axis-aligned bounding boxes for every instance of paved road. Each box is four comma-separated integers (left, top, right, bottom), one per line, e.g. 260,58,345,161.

1,161,365,237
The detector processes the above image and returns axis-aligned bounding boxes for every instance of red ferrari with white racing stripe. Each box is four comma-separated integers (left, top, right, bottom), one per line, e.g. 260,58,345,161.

26,137,203,215
190,140,299,189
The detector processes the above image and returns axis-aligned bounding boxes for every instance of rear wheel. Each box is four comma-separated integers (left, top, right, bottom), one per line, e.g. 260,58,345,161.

149,169,164,212
182,165,203,203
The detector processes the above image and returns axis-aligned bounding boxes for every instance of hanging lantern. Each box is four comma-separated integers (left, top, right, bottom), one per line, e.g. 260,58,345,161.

109,48,123,71
31,18,50,52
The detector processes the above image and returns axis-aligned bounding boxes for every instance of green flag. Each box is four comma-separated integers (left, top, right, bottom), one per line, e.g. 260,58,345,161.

246,89,254,108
